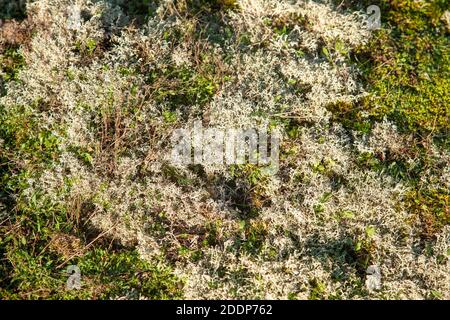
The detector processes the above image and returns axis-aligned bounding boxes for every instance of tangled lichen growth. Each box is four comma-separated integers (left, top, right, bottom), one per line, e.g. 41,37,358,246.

0,0,448,299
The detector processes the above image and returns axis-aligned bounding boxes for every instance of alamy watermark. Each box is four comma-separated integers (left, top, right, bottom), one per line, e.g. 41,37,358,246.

66,265,81,290
366,5,381,30
170,121,281,174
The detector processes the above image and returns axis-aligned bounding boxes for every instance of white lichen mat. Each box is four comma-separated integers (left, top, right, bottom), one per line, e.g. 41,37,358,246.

2,0,448,299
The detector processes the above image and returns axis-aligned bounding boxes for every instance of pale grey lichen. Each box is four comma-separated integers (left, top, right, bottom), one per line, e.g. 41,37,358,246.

2,0,448,300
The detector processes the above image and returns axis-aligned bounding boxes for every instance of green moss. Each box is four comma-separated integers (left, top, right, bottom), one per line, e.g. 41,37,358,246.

74,38,98,57
161,163,195,187
405,188,449,240
234,220,268,256
353,226,377,269
0,104,61,164
162,110,178,123
0,178,182,299
1,240,182,299
356,151,422,182
325,101,373,134
263,12,311,37
358,0,449,135
147,65,216,110
182,0,238,15
326,1,449,141
313,192,333,215
308,278,327,300
75,249,183,299
68,145,94,167
1,48,25,83
228,164,272,218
